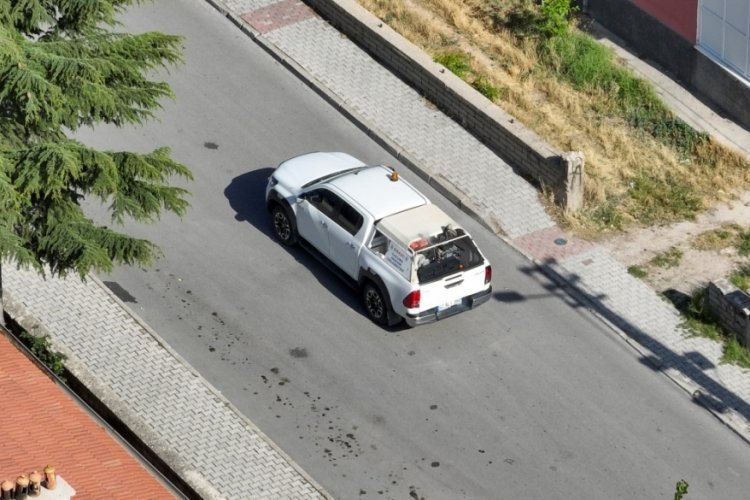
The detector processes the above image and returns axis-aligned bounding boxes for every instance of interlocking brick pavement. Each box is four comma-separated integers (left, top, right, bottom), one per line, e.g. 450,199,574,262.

513,226,595,262
241,0,316,34
223,0,279,11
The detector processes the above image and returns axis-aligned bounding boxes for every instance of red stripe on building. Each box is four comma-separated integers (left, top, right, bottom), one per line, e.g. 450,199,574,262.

633,0,698,43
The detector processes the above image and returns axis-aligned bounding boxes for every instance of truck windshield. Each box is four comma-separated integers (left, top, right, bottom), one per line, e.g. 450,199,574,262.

415,235,483,284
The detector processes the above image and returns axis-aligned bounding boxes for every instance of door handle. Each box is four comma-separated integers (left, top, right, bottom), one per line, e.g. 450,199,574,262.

348,242,356,249
320,220,327,226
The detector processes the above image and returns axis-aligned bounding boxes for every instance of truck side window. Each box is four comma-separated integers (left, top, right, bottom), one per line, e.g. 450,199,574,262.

305,189,339,219
369,230,388,254
305,191,322,205
337,202,364,235
320,192,338,217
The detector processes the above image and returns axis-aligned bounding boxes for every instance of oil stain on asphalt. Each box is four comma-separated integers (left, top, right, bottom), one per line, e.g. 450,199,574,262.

289,347,308,358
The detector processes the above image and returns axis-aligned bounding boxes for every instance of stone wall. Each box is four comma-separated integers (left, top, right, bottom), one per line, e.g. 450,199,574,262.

305,0,584,211
706,279,750,348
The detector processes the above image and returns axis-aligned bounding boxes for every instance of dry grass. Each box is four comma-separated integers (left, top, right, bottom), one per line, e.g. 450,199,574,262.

691,223,744,251
355,0,750,234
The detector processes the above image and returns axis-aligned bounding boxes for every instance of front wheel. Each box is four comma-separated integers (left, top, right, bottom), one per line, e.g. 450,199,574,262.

362,282,389,325
271,204,297,246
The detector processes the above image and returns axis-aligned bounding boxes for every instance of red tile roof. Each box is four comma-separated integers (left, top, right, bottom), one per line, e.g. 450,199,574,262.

0,329,176,499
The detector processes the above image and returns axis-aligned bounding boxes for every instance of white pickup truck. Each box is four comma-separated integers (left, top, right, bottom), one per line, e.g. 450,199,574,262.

265,152,492,326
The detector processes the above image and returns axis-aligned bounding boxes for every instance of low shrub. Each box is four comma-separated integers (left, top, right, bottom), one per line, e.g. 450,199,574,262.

650,247,683,269
472,76,503,100
434,50,472,78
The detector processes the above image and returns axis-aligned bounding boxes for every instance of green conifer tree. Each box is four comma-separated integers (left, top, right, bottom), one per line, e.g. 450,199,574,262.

0,0,191,321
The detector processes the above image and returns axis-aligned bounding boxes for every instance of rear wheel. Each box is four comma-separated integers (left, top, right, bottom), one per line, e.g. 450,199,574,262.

362,282,388,325
271,204,297,245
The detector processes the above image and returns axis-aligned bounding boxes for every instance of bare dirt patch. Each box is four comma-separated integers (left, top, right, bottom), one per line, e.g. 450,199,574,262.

601,192,750,294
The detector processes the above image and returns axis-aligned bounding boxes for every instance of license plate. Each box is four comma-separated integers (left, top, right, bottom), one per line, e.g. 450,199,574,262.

438,298,461,311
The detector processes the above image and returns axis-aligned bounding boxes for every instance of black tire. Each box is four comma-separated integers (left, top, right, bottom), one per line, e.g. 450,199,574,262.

362,282,388,325
271,204,297,246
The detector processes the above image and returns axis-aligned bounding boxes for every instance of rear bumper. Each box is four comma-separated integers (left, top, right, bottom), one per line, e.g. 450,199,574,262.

404,286,492,327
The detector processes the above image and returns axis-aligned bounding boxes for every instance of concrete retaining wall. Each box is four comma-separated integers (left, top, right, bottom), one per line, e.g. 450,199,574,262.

305,0,584,211
583,0,750,132
706,279,750,348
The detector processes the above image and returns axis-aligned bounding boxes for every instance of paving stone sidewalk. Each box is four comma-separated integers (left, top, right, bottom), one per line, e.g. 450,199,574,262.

4,0,750,498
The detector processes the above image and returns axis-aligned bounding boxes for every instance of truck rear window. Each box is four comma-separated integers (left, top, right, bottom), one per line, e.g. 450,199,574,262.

415,235,483,284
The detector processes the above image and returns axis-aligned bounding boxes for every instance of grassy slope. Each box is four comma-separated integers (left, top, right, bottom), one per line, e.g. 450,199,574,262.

355,0,750,236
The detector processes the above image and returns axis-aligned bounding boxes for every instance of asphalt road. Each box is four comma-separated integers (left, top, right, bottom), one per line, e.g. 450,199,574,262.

79,0,750,498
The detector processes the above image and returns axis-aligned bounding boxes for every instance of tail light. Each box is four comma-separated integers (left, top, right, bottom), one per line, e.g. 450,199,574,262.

403,290,421,308
484,265,492,285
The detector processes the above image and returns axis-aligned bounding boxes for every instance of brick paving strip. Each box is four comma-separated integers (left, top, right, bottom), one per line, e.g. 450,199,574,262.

4,0,750,498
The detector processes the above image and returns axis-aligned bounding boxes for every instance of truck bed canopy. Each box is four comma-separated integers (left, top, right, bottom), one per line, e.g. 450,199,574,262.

376,203,458,249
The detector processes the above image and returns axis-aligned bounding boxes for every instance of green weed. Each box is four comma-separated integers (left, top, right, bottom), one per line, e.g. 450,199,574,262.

724,337,750,368
674,480,689,500
679,288,750,367
588,197,625,230
737,232,750,256
538,0,578,38
541,30,709,158
681,316,723,341
729,264,750,290
627,265,647,278
680,290,722,340
650,246,683,268
542,32,623,92
491,0,577,38
18,331,67,379
692,224,742,251
434,50,503,102
434,51,472,78
627,174,701,224
472,76,503,101
629,110,708,156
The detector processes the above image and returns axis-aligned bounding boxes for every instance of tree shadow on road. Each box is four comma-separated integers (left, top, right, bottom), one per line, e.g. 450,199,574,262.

515,257,750,431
